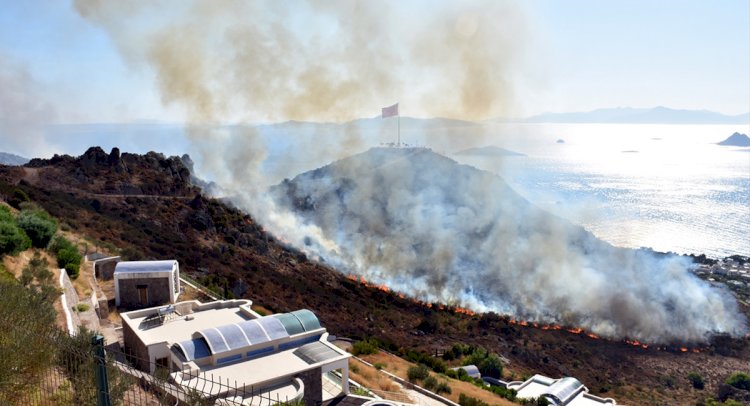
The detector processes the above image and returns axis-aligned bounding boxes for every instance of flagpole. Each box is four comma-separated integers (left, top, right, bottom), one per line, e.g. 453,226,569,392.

397,115,401,147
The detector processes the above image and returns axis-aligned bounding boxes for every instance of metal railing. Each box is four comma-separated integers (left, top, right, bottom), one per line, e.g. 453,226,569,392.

1,328,302,406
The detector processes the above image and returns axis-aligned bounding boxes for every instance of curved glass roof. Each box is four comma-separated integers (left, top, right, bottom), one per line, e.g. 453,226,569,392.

289,309,321,331
239,320,271,343
216,324,248,350
543,377,583,404
192,310,321,357
256,316,288,340
200,328,229,354
174,338,211,361
274,313,305,336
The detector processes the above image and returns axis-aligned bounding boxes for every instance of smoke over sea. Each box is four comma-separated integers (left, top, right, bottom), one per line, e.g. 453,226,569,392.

74,0,748,343
270,147,747,344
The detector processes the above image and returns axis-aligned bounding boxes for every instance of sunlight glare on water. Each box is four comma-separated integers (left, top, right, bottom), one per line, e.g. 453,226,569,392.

455,123,750,258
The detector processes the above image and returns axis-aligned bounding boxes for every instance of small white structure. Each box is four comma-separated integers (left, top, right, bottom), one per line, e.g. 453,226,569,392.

452,365,481,379
507,374,616,405
114,260,180,308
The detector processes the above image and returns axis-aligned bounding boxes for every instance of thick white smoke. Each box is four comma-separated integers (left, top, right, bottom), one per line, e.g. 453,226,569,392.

272,148,748,344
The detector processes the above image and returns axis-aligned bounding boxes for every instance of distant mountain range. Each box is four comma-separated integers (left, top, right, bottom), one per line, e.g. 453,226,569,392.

514,107,750,124
0,152,30,166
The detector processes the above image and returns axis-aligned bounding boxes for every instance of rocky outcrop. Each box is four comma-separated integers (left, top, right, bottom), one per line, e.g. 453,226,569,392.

24,147,197,196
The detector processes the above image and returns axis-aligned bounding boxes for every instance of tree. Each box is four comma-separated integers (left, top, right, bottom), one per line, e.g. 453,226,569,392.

16,209,58,248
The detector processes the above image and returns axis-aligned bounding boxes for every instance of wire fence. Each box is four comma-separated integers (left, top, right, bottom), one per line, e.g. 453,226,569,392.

0,327,304,406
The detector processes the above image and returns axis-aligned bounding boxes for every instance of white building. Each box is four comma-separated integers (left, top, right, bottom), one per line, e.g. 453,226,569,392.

114,260,180,308
507,374,616,405
121,299,351,405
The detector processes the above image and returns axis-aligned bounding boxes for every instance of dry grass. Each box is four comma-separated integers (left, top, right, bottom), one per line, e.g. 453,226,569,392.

348,359,411,402
71,260,94,299
252,304,274,316
361,352,517,406
178,283,214,302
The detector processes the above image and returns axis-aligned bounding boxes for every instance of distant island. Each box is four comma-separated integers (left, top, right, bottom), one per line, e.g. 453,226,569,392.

717,132,750,147
0,152,30,166
454,145,525,157
514,106,749,124
556,139,565,144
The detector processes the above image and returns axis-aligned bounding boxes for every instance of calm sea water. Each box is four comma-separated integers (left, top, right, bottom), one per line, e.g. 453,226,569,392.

453,123,750,258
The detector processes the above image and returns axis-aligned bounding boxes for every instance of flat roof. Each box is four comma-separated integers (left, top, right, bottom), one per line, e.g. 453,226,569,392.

125,304,253,346
173,341,349,394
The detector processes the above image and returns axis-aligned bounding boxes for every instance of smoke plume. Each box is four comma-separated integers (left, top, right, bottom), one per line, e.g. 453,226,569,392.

273,148,747,343
0,56,57,157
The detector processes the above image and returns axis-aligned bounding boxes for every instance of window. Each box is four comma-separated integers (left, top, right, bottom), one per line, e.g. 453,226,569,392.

217,354,242,365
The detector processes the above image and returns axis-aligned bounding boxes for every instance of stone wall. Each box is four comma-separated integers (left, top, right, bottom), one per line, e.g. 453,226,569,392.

118,277,171,309
122,320,150,372
95,257,120,280
297,367,322,406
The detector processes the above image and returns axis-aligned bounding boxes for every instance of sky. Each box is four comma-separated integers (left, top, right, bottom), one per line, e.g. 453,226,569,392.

0,0,748,157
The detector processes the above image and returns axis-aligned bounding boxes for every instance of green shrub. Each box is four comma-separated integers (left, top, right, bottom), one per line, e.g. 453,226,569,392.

688,372,705,390
461,346,504,378
726,372,750,390
373,362,385,370
0,221,31,256
75,303,90,312
423,375,438,390
489,386,517,401
407,364,430,383
458,393,489,406
49,235,83,277
351,338,379,356
57,246,82,269
351,387,371,397
65,263,80,280
435,379,451,394
17,209,58,248
8,188,29,209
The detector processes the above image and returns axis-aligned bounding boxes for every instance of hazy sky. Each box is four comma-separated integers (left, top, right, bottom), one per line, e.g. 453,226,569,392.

0,0,748,127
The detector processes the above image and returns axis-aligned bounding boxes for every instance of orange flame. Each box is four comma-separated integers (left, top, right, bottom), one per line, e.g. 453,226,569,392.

680,347,688,352
586,333,599,339
567,328,582,334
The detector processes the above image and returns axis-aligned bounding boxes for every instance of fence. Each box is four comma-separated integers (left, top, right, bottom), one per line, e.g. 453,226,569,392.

0,328,301,406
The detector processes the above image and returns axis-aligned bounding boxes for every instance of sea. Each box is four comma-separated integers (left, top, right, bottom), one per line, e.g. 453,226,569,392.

452,123,750,259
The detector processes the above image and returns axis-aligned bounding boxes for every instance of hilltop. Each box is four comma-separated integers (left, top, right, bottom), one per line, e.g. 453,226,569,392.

0,146,748,405
271,147,746,344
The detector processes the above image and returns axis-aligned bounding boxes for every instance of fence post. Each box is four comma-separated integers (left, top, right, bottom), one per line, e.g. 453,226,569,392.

91,335,112,406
